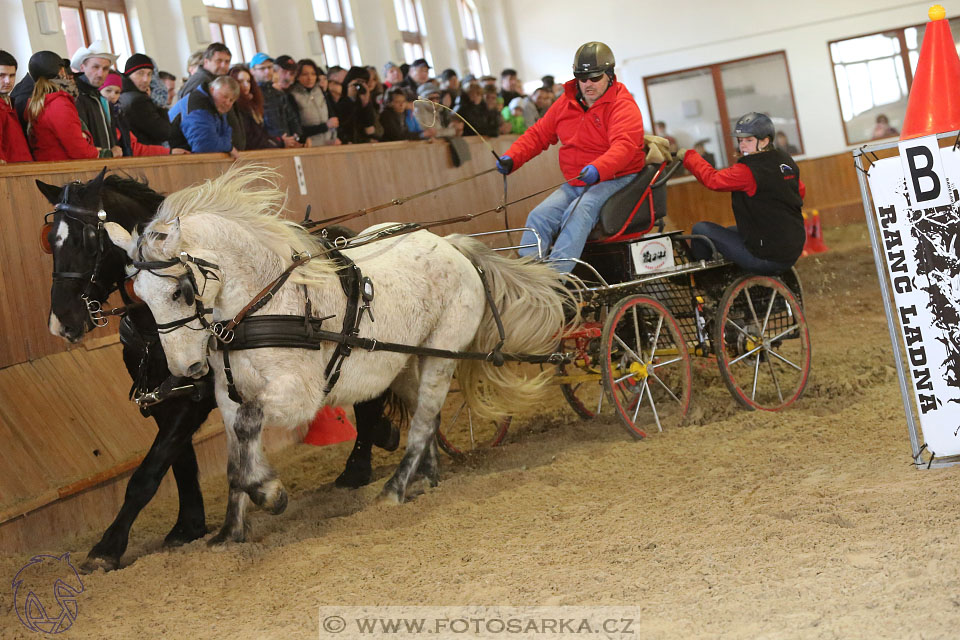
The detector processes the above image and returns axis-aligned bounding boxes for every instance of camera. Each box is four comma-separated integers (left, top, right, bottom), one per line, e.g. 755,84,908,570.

352,81,367,96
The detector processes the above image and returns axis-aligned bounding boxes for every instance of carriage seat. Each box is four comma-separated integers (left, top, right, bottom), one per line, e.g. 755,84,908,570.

586,163,668,244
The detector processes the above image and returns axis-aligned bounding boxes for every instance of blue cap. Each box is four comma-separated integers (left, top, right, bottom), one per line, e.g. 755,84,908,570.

250,52,272,67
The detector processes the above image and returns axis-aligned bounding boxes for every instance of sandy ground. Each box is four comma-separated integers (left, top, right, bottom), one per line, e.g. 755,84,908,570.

2,223,960,640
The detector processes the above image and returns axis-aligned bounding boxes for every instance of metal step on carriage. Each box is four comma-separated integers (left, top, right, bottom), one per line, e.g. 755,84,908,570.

436,159,812,455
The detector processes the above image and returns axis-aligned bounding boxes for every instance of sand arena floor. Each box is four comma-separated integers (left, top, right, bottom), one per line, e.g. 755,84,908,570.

2,223,960,639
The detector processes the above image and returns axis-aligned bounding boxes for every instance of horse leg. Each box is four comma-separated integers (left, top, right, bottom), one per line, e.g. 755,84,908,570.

209,401,253,545
379,359,453,503
335,391,401,488
81,395,206,572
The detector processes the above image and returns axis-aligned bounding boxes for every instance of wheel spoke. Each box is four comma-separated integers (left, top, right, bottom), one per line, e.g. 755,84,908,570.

649,371,681,404
650,356,683,369
649,314,664,361
768,323,800,344
631,306,644,362
725,316,754,340
751,351,761,401
614,371,636,384
765,355,784,404
613,333,644,364
744,288,762,329
760,289,777,337
728,343,764,366
631,380,646,424
645,380,663,432
467,409,476,447
768,348,802,371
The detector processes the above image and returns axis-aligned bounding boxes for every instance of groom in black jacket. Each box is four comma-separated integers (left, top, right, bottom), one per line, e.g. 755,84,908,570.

72,40,121,157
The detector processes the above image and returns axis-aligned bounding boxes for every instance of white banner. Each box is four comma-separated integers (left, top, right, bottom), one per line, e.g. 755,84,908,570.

868,150,960,456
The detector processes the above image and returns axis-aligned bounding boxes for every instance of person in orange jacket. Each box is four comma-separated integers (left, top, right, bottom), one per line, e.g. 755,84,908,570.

496,42,646,272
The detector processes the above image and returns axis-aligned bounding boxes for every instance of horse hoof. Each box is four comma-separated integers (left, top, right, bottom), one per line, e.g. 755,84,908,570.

208,527,245,546
377,482,404,505
163,524,208,548
79,554,119,574
334,464,372,489
373,420,400,452
250,479,288,515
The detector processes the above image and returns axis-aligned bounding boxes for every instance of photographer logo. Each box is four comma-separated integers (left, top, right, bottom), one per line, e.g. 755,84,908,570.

12,552,85,634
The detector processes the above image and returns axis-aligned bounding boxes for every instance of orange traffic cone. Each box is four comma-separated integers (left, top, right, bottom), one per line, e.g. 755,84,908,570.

802,209,828,256
900,5,960,140
303,406,357,446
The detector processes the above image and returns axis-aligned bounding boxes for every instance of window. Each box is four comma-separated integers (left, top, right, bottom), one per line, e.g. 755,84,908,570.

829,18,960,145
394,0,431,66
457,0,489,77
203,0,258,64
59,0,133,69
644,52,803,169
312,0,360,67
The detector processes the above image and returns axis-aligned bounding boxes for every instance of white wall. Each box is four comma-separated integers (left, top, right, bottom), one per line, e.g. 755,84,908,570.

501,0,956,158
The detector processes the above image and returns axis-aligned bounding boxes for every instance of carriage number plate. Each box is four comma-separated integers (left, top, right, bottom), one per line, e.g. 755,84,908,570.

630,237,674,274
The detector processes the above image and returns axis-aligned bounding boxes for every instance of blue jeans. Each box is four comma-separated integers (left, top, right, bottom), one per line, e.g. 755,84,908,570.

517,174,637,273
690,222,794,275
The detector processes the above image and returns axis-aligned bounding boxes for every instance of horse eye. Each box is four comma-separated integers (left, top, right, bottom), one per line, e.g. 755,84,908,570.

172,288,182,302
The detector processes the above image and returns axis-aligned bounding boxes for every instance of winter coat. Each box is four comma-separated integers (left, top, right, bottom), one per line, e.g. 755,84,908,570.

236,106,281,150
379,108,421,142
168,85,233,153
0,98,32,162
504,77,646,186
289,83,336,146
74,74,117,150
28,91,101,161
118,75,171,145
455,100,500,137
178,67,215,100
260,82,302,138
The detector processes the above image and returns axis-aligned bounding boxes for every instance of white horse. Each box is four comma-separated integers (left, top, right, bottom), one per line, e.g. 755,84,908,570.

106,165,572,544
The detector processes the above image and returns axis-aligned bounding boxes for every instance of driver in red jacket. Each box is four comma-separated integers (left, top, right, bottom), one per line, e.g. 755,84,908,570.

496,42,645,272
0,50,31,163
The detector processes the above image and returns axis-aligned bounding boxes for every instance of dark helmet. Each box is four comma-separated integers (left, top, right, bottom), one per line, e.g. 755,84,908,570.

572,42,615,79
733,112,775,142
28,50,64,81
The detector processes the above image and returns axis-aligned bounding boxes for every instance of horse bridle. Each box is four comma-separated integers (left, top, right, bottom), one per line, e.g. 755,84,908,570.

131,248,224,339
40,184,117,328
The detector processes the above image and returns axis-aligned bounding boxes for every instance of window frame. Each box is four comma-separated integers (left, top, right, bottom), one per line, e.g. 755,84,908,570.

315,0,355,67
205,1,259,63
58,0,134,63
457,0,489,77
643,50,804,164
825,18,957,146
395,0,429,65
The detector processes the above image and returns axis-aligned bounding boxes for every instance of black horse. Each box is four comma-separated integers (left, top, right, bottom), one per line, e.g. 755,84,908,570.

37,169,397,572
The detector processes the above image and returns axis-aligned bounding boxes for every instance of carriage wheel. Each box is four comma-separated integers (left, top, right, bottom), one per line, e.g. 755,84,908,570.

714,275,811,411
600,296,692,439
436,383,511,458
557,324,614,420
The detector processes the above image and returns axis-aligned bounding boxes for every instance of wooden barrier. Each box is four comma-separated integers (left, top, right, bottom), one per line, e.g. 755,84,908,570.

0,139,863,553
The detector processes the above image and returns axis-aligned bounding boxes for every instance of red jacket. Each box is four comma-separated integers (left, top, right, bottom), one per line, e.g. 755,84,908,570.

28,91,100,161
0,98,31,163
504,77,645,185
682,149,806,199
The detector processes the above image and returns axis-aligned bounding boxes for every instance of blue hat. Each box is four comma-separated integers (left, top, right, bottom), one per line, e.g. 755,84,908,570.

250,52,272,67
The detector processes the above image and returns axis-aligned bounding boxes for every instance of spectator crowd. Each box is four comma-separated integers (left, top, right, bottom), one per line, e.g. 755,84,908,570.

0,40,569,164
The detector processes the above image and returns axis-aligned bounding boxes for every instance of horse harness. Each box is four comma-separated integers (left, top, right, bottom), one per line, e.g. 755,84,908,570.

133,236,563,406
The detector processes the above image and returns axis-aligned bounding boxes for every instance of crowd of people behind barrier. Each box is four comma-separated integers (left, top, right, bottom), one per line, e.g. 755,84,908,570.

0,40,568,164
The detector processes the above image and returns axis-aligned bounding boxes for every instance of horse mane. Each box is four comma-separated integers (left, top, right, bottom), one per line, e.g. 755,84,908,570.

144,164,334,283
102,174,166,214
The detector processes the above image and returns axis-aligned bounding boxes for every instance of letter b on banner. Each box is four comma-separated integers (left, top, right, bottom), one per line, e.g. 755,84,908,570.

899,135,952,208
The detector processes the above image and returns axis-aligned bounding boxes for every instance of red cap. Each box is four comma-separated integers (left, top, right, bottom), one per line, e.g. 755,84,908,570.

900,6,960,140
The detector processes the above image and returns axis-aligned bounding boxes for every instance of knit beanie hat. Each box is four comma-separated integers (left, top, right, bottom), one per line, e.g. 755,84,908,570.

124,53,154,75
101,72,122,90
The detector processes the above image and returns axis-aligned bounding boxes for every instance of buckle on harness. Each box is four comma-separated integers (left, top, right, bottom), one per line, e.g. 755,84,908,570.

211,322,235,344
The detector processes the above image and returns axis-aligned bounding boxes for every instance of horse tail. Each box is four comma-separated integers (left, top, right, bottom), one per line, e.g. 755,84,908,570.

444,234,579,423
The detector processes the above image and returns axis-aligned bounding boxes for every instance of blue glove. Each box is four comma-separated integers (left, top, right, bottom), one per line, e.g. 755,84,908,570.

580,164,600,185
496,155,514,175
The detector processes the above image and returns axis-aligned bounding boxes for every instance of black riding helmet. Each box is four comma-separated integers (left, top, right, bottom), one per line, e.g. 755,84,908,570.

573,42,615,79
28,50,64,81
733,112,775,144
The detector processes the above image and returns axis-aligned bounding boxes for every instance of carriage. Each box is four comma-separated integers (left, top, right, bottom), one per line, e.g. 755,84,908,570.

436,159,811,455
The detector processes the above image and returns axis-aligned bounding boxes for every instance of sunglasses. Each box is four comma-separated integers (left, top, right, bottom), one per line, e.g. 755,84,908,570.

576,74,605,84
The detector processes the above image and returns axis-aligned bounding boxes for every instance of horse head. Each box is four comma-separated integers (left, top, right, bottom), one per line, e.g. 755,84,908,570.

37,168,161,342
107,219,222,378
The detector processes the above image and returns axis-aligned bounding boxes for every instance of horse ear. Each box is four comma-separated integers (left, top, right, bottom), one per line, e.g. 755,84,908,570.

161,219,182,256
104,222,137,258
91,167,108,186
36,180,64,205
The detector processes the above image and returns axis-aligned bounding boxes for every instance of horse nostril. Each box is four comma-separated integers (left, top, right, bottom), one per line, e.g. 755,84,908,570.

186,362,206,377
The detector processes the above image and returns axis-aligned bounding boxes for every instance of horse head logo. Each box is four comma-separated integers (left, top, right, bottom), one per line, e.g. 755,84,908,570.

12,552,85,634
